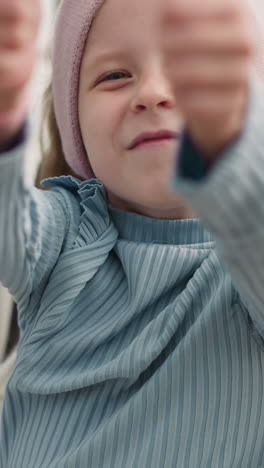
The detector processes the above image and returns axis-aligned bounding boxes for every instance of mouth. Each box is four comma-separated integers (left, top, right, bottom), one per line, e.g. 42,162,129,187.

128,130,180,150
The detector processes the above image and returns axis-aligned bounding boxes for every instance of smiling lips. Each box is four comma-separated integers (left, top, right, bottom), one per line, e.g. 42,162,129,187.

128,130,180,150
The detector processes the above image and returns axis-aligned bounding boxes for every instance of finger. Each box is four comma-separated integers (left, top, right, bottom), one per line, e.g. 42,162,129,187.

0,89,27,111
0,2,40,45
0,25,37,50
170,55,251,89
164,20,255,58
0,1,39,26
0,48,37,90
162,0,242,24
176,87,246,120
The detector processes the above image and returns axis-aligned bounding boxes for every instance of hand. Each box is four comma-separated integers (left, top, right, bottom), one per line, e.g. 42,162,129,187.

162,0,256,161
0,1,41,144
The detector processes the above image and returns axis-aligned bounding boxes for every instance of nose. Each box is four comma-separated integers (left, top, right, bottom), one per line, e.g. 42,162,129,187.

130,69,175,114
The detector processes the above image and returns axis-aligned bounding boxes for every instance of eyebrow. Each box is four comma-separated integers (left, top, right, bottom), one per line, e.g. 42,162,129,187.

84,49,129,69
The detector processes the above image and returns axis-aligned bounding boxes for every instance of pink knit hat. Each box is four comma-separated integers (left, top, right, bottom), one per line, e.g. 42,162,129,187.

53,0,105,179
52,0,264,180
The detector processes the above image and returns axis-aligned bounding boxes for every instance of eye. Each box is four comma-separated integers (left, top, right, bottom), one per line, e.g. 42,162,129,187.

99,71,130,83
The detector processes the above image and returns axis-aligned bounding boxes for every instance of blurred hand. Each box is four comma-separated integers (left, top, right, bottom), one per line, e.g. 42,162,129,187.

0,1,41,144
162,0,256,160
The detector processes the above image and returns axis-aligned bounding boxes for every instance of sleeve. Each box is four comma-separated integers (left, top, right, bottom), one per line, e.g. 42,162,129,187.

0,137,71,327
173,76,264,336
0,120,28,154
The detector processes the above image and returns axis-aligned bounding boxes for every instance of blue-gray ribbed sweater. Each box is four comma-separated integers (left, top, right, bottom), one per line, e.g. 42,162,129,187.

1,79,264,467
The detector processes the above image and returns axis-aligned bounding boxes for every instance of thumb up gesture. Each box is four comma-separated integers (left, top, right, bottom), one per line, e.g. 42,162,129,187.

0,1,41,145
162,0,256,161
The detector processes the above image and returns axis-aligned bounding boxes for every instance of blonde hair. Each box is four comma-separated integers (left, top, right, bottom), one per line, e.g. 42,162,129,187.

37,81,82,188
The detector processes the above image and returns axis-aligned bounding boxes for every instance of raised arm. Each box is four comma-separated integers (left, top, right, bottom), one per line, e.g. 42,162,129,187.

175,78,264,336
162,0,264,333
0,2,70,326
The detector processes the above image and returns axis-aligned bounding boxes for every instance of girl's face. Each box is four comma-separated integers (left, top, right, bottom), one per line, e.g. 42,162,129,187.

79,0,194,219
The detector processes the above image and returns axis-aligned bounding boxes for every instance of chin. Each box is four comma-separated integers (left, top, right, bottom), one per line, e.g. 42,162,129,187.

132,191,187,212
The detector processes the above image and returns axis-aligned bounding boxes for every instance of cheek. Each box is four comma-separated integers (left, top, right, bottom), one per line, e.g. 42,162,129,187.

80,104,102,146
80,96,129,171
79,105,117,180
80,98,116,152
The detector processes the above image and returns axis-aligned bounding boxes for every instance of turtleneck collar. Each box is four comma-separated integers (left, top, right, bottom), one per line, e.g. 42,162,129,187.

109,205,214,247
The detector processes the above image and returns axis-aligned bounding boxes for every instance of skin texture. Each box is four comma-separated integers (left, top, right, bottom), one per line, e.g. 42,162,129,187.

78,0,255,219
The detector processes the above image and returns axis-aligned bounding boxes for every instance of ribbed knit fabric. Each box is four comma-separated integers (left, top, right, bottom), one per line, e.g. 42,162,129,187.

1,78,264,467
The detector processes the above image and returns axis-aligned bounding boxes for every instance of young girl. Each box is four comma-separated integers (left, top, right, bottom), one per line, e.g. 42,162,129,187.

1,0,264,466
